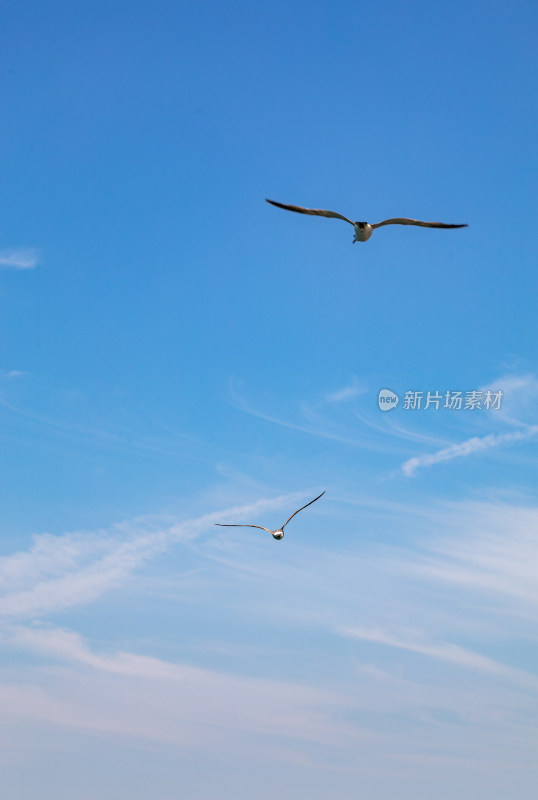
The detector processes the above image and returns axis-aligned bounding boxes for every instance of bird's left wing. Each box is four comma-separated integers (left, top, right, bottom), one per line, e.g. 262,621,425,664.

371,217,468,230
266,199,354,225
215,524,272,533
281,491,326,529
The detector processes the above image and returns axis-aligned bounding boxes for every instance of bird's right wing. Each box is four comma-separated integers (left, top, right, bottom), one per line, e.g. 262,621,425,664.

282,491,326,529
266,199,354,225
371,217,468,229
214,524,272,533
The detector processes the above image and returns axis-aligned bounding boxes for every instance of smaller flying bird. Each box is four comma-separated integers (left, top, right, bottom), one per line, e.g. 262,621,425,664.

215,491,326,540
266,199,467,243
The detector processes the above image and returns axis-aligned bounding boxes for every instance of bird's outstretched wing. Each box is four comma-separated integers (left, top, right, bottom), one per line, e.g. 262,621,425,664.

266,199,354,226
282,491,326,529
371,217,468,230
215,523,272,533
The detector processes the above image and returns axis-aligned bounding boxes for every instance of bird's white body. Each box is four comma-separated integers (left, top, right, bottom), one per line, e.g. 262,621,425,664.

353,222,373,243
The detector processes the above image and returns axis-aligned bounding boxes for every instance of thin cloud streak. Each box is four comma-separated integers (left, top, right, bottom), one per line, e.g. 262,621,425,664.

4,370,27,380
229,381,447,453
402,426,538,476
405,501,538,607
0,493,310,619
1,624,357,750
0,248,39,269
326,380,365,403
480,373,538,426
1,495,537,782
339,625,538,690
231,394,366,445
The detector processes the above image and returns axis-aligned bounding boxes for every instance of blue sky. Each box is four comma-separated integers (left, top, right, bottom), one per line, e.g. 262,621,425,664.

1,1,537,797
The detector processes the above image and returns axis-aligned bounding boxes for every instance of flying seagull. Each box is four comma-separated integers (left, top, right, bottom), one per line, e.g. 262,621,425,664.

266,199,467,243
215,491,326,540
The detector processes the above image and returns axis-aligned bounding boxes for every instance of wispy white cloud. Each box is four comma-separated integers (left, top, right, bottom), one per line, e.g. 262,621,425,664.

325,379,365,403
481,373,538,426
0,248,39,270
0,624,356,750
401,426,538,476
1,494,538,788
3,370,27,380
233,370,535,480
339,625,538,689
230,392,367,445
229,379,446,452
0,494,307,619
403,500,538,608
398,373,538,477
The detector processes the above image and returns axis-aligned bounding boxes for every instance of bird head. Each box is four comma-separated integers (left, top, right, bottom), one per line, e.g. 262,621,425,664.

271,530,284,540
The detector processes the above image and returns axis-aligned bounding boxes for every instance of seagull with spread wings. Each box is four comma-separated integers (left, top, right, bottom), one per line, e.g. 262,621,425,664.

266,199,467,243
215,491,326,540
